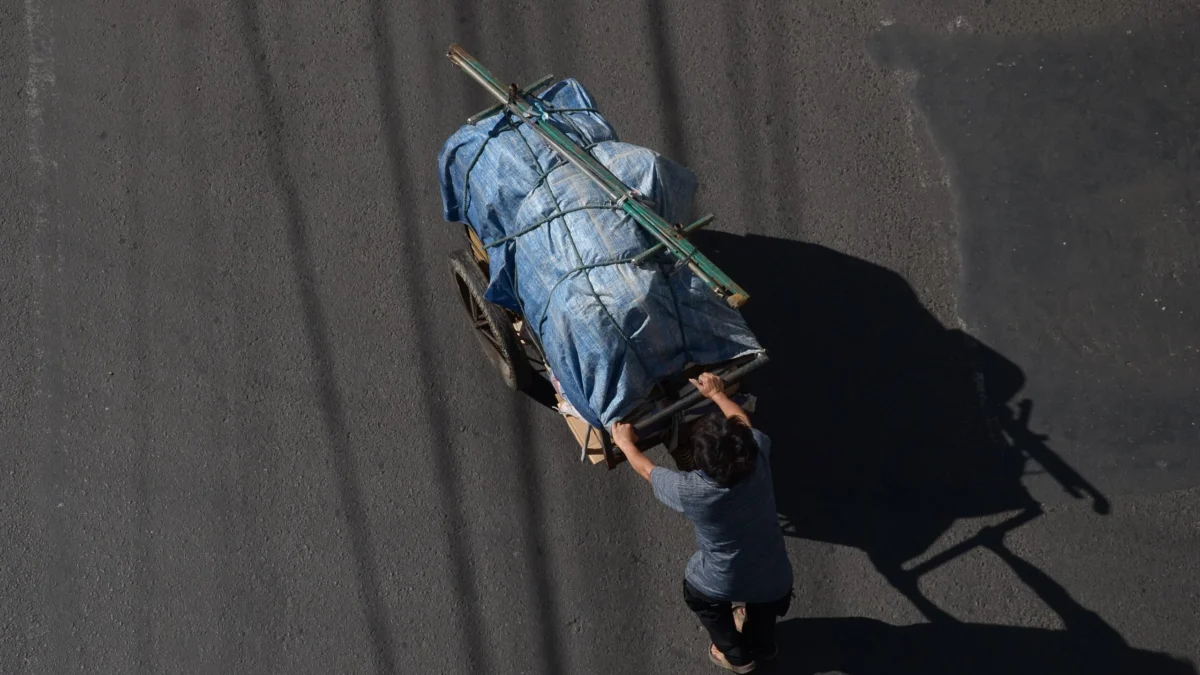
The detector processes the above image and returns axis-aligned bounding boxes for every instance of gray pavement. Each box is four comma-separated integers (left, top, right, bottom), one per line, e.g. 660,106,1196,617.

3,0,1199,673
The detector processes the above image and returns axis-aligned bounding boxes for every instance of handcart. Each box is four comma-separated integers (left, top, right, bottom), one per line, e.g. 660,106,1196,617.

444,44,768,468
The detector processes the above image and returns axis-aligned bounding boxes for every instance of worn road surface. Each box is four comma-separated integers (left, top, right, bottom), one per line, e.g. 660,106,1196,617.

4,0,1199,673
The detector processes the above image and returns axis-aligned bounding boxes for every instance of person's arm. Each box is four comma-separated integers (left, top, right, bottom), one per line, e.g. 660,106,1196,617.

611,422,655,482
689,372,750,427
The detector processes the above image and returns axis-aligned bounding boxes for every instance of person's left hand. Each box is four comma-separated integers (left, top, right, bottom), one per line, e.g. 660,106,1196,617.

689,372,725,399
611,422,638,448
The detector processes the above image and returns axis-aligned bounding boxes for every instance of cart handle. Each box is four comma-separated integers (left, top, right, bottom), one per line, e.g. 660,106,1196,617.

632,352,769,433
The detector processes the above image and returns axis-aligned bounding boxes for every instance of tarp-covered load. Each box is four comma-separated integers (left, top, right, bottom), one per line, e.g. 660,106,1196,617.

438,79,762,428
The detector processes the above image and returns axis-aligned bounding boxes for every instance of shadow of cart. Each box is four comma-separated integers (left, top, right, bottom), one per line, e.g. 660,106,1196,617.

683,232,1200,675
697,231,1111,615
765,614,1196,675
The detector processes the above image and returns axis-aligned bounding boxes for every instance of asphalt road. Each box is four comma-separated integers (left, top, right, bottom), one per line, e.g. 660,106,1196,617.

4,0,1199,673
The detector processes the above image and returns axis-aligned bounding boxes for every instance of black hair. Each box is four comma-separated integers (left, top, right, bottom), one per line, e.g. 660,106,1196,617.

689,412,759,487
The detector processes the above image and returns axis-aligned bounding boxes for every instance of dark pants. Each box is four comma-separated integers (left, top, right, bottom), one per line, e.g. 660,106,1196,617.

683,580,793,667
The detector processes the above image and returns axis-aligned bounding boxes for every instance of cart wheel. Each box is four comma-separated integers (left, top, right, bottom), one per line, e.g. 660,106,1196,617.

448,249,533,392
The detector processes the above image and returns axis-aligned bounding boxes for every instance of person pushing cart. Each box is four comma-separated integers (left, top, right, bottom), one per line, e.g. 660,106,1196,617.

440,45,792,672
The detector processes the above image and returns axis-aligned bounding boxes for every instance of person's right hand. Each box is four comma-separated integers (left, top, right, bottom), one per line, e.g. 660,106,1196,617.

689,372,725,399
610,421,639,448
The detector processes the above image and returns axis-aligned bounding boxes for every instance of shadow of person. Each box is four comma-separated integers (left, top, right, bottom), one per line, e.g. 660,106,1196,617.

766,515,1196,672
692,231,1108,621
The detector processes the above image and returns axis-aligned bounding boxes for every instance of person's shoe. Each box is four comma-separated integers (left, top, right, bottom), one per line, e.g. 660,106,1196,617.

709,644,756,673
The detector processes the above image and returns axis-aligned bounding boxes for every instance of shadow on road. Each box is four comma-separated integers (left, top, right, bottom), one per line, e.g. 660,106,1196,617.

696,231,1105,575
693,231,1195,673
765,615,1196,675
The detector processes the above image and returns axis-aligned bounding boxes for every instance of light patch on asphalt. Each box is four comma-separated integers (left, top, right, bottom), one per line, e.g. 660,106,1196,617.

23,0,57,304
947,16,973,33
889,69,950,191
869,22,1200,498
23,0,64,447
23,0,55,178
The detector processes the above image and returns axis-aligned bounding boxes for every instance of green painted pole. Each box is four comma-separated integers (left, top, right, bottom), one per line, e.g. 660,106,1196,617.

467,74,556,124
631,214,715,265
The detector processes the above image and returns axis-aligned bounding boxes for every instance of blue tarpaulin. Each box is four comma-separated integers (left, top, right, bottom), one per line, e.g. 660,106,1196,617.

438,79,762,428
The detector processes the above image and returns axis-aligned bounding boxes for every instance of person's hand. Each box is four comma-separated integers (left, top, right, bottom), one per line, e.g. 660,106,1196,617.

689,372,725,399
611,421,654,481
611,422,638,448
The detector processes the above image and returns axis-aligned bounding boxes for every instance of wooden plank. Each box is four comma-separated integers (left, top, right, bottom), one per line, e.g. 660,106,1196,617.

557,395,606,464
562,413,603,449
566,417,607,465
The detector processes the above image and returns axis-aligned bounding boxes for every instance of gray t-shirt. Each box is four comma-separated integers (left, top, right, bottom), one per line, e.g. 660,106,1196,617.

650,429,793,602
